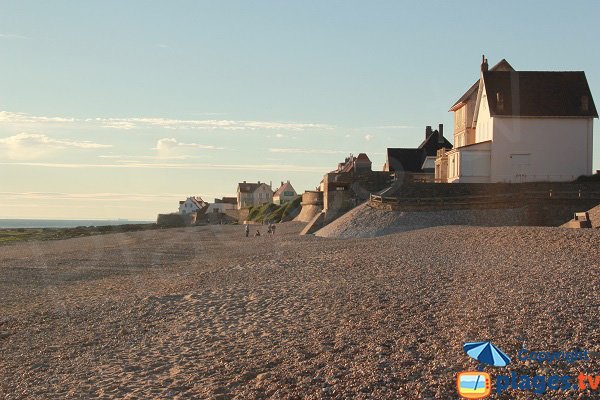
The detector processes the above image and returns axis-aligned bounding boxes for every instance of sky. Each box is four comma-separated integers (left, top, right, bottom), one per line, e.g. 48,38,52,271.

1,1,599,220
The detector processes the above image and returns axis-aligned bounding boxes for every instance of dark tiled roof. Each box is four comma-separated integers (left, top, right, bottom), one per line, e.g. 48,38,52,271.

387,129,452,173
450,59,515,111
450,81,479,111
238,183,260,193
215,197,237,204
190,197,206,209
356,153,371,161
483,71,598,117
418,131,453,154
386,148,427,173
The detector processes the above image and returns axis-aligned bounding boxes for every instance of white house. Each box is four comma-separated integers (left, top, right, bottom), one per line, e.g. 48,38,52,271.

437,56,598,183
273,181,299,205
236,181,273,209
178,196,208,214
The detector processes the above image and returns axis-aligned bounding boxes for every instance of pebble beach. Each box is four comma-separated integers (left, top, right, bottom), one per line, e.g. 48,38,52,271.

1,222,599,399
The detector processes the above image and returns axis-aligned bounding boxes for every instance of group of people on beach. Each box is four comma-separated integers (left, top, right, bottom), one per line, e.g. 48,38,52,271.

244,221,276,237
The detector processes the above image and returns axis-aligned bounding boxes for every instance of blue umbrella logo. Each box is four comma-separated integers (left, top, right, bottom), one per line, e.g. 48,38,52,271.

463,341,511,367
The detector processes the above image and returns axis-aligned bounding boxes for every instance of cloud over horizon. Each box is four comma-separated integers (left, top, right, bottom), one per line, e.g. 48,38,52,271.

0,110,332,131
269,148,347,155
0,132,112,160
0,161,329,172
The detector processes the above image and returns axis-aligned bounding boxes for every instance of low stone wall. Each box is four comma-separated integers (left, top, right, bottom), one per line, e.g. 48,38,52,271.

156,213,185,228
370,196,600,227
237,208,250,224
222,208,241,221
384,182,600,198
527,199,600,226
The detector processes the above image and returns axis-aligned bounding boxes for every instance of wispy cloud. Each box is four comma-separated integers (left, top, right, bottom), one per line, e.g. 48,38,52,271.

155,138,224,152
364,134,373,141
0,111,75,124
97,117,331,131
0,161,329,172
269,148,347,155
1,110,332,131
372,125,416,129
99,154,197,161
0,33,26,39
0,133,112,160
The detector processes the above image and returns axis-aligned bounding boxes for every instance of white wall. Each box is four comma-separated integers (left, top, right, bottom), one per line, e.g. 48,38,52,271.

179,198,202,214
459,151,491,181
490,117,594,182
448,141,491,183
475,86,493,143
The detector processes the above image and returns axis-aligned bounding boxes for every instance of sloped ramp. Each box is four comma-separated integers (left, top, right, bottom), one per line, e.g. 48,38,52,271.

294,204,323,223
561,203,600,228
314,203,527,239
590,204,600,228
299,211,325,236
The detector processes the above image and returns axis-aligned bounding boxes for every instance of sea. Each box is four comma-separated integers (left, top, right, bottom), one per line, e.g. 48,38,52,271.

0,219,154,229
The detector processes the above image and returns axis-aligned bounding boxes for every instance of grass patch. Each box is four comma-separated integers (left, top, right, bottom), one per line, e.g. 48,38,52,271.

246,197,302,223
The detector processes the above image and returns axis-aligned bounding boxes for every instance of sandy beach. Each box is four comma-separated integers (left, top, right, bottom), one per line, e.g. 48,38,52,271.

1,222,599,399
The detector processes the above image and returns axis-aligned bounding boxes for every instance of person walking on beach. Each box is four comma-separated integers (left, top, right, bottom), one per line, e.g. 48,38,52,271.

254,229,261,237
271,223,276,235
244,224,249,237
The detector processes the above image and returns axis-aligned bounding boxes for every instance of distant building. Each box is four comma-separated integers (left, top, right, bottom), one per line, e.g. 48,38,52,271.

273,181,299,205
335,153,373,173
236,181,273,209
178,196,208,215
384,125,453,182
320,152,392,220
437,56,598,183
207,197,237,213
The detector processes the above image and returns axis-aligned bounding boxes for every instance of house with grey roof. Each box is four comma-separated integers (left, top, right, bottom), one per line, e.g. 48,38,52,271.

437,56,598,183
178,196,208,215
236,181,273,209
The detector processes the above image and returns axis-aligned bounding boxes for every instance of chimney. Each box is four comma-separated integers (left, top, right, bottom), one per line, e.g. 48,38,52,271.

425,125,432,138
281,181,284,187
481,54,488,72
581,95,589,113
243,180,246,183
496,92,504,112
438,124,444,144
258,181,261,184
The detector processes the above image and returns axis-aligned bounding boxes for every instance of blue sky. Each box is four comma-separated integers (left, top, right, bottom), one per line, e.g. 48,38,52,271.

1,1,599,219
